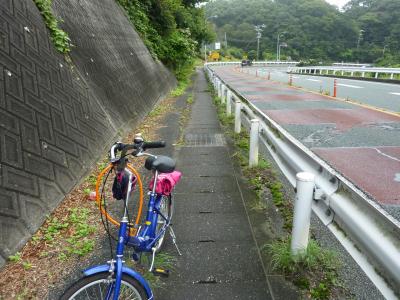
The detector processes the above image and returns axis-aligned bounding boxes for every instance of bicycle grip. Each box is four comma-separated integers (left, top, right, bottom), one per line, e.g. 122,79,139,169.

142,141,166,150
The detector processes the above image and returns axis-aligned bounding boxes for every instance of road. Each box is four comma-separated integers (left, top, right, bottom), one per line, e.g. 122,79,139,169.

212,66,400,222
250,67,400,113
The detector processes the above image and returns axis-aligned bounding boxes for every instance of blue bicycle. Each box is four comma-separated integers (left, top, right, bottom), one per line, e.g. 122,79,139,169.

60,134,182,300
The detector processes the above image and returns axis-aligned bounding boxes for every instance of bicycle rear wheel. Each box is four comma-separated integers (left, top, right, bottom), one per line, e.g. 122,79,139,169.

60,272,149,300
154,194,172,252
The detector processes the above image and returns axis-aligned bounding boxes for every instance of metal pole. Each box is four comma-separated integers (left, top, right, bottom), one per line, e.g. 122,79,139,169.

249,119,259,167
256,35,260,61
278,44,280,61
333,79,337,97
234,100,241,133
276,34,279,61
226,90,232,116
291,172,315,256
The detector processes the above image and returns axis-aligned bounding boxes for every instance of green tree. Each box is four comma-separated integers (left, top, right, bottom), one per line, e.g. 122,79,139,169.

117,0,215,73
205,0,399,65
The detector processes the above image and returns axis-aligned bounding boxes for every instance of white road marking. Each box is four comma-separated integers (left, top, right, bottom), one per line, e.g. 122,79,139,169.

292,76,300,79
337,83,363,89
374,148,400,163
306,79,321,82
389,92,400,96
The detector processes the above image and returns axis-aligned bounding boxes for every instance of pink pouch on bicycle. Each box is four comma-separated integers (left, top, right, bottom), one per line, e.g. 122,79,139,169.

149,171,182,195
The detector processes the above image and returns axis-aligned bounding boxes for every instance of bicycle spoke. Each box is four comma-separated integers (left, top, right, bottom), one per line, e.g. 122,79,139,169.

98,282,104,299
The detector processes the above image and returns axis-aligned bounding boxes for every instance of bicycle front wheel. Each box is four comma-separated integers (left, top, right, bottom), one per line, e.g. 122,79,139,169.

60,272,149,300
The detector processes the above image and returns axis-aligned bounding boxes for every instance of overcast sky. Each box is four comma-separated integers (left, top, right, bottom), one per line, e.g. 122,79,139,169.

325,0,350,9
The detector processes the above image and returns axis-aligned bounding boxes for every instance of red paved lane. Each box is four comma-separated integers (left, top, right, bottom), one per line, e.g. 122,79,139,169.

313,147,400,205
264,107,400,132
213,66,400,207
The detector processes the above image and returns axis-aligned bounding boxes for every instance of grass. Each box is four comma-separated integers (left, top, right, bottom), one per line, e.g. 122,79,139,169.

148,103,171,118
170,59,197,97
8,252,22,263
140,253,176,288
38,208,96,259
170,82,188,97
265,237,341,299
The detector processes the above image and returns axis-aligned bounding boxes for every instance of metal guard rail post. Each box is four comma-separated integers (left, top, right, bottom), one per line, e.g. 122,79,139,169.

205,62,400,298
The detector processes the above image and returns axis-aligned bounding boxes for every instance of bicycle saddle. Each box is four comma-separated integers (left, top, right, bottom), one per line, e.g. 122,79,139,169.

145,155,175,173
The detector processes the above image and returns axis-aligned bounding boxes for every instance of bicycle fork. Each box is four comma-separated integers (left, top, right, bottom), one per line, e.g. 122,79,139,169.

107,217,129,300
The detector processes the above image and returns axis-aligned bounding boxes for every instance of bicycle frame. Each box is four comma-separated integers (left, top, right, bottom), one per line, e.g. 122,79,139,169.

104,169,169,299
127,169,171,252
81,169,165,300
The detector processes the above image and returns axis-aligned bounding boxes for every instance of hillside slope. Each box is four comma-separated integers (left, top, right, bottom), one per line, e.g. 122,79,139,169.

0,0,175,266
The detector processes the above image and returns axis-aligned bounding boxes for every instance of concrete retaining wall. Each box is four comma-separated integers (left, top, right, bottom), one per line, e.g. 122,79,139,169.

0,0,176,266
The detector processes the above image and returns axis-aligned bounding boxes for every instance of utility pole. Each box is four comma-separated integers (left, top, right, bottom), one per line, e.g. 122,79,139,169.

356,29,364,63
276,31,287,61
254,24,266,61
224,32,227,48
204,15,218,62
357,29,364,49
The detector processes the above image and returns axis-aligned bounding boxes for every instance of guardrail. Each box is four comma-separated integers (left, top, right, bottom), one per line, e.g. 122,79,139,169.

206,61,299,67
205,62,400,299
289,66,400,80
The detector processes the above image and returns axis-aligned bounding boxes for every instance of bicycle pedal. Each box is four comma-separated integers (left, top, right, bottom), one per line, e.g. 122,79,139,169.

152,268,170,277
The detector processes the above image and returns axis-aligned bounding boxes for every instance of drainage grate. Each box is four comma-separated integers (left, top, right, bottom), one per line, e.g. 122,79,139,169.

184,133,226,147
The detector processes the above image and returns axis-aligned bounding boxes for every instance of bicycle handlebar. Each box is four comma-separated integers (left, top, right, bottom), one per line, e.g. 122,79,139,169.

110,138,166,162
142,141,166,150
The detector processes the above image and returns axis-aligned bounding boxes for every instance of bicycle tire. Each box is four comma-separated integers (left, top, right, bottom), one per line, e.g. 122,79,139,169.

154,194,173,252
60,272,149,300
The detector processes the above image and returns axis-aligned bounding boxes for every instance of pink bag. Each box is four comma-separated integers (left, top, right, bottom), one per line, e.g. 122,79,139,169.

149,171,182,195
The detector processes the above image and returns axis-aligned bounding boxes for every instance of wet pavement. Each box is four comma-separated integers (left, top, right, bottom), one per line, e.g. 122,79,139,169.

212,66,400,218
154,69,298,299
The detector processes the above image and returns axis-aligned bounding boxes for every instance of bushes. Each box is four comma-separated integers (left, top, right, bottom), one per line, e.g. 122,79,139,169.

117,0,211,73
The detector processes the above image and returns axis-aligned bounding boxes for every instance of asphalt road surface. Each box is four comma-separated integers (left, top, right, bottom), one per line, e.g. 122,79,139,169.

252,67,400,113
212,66,400,223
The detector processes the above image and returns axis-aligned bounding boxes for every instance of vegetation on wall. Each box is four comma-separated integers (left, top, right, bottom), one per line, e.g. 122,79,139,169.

205,0,400,66
117,0,215,78
33,0,71,54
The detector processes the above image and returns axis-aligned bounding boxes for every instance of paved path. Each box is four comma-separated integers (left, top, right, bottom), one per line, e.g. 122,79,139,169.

154,69,296,299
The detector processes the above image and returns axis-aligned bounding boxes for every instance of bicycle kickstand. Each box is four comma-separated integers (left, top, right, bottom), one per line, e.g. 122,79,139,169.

169,226,182,256
149,247,156,272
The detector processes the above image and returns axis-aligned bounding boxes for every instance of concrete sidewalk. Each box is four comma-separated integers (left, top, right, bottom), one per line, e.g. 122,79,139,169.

154,69,297,299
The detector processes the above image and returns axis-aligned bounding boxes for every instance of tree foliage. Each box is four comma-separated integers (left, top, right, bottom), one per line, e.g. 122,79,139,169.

205,0,400,65
117,0,215,73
